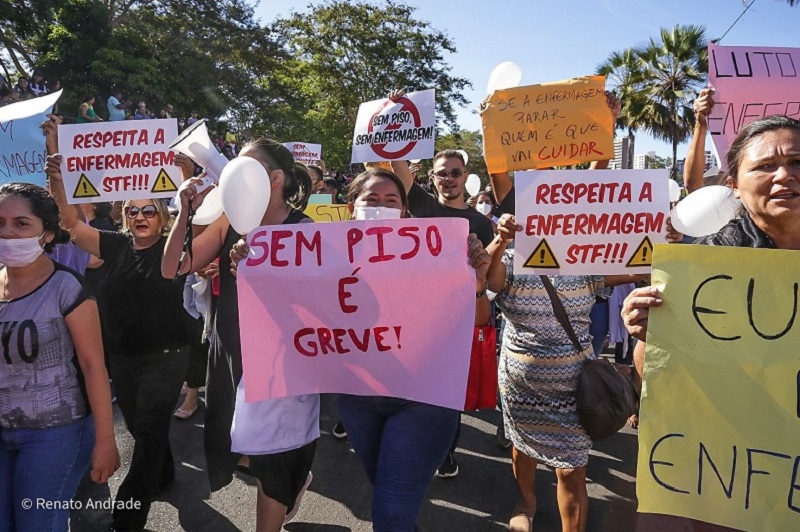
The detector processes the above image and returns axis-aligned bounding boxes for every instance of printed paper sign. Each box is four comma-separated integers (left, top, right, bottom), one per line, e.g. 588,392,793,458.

0,90,62,187
512,169,669,275
708,43,800,165
237,218,475,409
57,119,180,203
481,76,614,173
639,245,800,531
351,89,436,163
283,142,322,166
303,204,350,222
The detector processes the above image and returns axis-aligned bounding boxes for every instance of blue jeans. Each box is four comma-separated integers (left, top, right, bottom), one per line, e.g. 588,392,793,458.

338,395,459,532
589,299,609,356
0,415,94,532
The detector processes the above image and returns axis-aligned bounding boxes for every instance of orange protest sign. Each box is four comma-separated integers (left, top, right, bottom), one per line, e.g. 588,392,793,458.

481,76,614,173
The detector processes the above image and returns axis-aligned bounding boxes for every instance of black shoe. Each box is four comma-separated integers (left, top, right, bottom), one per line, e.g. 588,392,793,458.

436,452,459,478
496,425,512,449
332,421,347,439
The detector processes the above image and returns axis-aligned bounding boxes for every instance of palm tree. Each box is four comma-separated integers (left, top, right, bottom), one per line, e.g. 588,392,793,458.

596,48,648,168
635,25,708,178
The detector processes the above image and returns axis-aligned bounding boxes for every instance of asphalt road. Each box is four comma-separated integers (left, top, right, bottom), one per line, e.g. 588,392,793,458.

72,392,643,531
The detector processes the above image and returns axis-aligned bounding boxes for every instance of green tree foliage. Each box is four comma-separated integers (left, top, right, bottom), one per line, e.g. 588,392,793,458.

264,1,471,169
4,0,287,128
636,25,707,178
599,25,707,178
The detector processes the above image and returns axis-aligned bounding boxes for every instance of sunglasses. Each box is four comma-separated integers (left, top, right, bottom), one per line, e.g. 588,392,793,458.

124,205,158,218
433,168,465,180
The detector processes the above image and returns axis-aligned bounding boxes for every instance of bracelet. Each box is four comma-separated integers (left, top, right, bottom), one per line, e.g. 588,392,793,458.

476,280,489,299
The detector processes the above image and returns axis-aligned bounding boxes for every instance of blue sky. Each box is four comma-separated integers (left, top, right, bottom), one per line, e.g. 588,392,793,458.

252,0,800,160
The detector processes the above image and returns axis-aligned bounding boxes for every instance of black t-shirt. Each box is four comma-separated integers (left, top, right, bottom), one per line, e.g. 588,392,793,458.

407,183,494,247
99,231,190,355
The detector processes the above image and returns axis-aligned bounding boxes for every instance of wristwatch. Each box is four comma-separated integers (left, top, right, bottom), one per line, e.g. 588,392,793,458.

476,280,489,299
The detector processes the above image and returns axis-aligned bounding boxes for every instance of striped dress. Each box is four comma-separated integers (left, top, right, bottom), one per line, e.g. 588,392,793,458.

496,250,604,469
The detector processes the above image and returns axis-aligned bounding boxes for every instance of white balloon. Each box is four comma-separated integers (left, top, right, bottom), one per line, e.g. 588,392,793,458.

670,186,741,238
456,149,469,167
466,173,482,197
191,186,224,226
668,179,682,202
409,159,422,164
219,157,272,235
487,61,522,94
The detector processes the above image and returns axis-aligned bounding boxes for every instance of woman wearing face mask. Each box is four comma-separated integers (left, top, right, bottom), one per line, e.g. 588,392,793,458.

0,183,119,532
45,155,193,532
333,168,492,531
474,191,498,235
161,139,316,532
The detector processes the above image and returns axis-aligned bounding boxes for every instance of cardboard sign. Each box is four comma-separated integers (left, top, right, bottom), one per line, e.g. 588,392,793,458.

0,90,62,187
283,142,322,166
481,76,614,173
351,89,436,163
708,43,800,166
639,244,800,531
57,119,180,203
237,218,475,409
303,203,350,222
512,169,668,275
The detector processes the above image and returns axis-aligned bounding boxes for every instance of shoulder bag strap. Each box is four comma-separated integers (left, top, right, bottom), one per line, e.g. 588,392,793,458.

540,275,583,353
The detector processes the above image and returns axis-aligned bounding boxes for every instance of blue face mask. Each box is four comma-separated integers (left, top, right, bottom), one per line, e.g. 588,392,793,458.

0,233,45,267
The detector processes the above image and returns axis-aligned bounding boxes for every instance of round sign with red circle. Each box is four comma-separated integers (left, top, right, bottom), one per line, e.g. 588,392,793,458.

367,96,422,159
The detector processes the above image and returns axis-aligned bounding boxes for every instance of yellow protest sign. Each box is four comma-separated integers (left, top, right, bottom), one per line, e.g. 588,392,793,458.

303,204,351,223
639,244,800,531
480,76,614,173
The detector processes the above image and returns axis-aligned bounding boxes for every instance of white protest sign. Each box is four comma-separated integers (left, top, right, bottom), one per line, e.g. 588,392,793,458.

0,90,62,187
513,169,669,275
283,142,322,165
351,89,436,163
707,43,800,166
57,119,181,203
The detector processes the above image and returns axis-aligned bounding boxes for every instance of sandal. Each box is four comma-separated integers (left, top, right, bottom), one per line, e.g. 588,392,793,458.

173,404,198,420
508,505,534,532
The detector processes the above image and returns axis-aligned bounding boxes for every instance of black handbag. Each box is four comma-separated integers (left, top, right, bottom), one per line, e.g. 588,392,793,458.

540,275,639,442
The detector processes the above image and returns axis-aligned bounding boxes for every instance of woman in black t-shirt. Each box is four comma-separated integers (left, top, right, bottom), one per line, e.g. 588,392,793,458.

162,138,317,531
45,155,192,532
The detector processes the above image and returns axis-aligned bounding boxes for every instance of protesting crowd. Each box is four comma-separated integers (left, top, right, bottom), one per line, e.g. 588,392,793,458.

1,30,800,532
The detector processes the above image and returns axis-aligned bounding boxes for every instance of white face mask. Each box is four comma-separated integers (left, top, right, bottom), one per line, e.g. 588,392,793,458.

354,206,402,220
476,202,492,215
0,233,46,267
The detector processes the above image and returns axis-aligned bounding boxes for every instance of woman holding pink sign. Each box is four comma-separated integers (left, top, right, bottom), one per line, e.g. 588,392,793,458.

162,138,318,531
329,167,493,532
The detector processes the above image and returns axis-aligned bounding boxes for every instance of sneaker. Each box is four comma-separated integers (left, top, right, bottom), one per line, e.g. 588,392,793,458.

284,472,313,523
496,424,512,449
436,452,459,478
332,421,347,439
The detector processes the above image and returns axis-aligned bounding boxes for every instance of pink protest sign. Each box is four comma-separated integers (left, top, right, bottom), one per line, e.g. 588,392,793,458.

708,43,800,166
237,218,475,410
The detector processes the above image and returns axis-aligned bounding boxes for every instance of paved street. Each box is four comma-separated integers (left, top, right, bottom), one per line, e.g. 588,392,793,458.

72,392,641,531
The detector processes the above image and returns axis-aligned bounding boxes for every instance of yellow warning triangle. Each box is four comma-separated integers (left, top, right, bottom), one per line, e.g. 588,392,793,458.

626,236,654,267
523,239,560,269
72,173,101,199
151,168,178,193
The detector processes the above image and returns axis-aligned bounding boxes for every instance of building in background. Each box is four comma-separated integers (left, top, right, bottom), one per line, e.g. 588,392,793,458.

609,136,633,170
704,150,717,171
633,150,657,169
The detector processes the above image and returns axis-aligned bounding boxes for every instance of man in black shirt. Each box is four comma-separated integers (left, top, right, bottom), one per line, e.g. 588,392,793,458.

392,149,493,479
394,150,494,248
